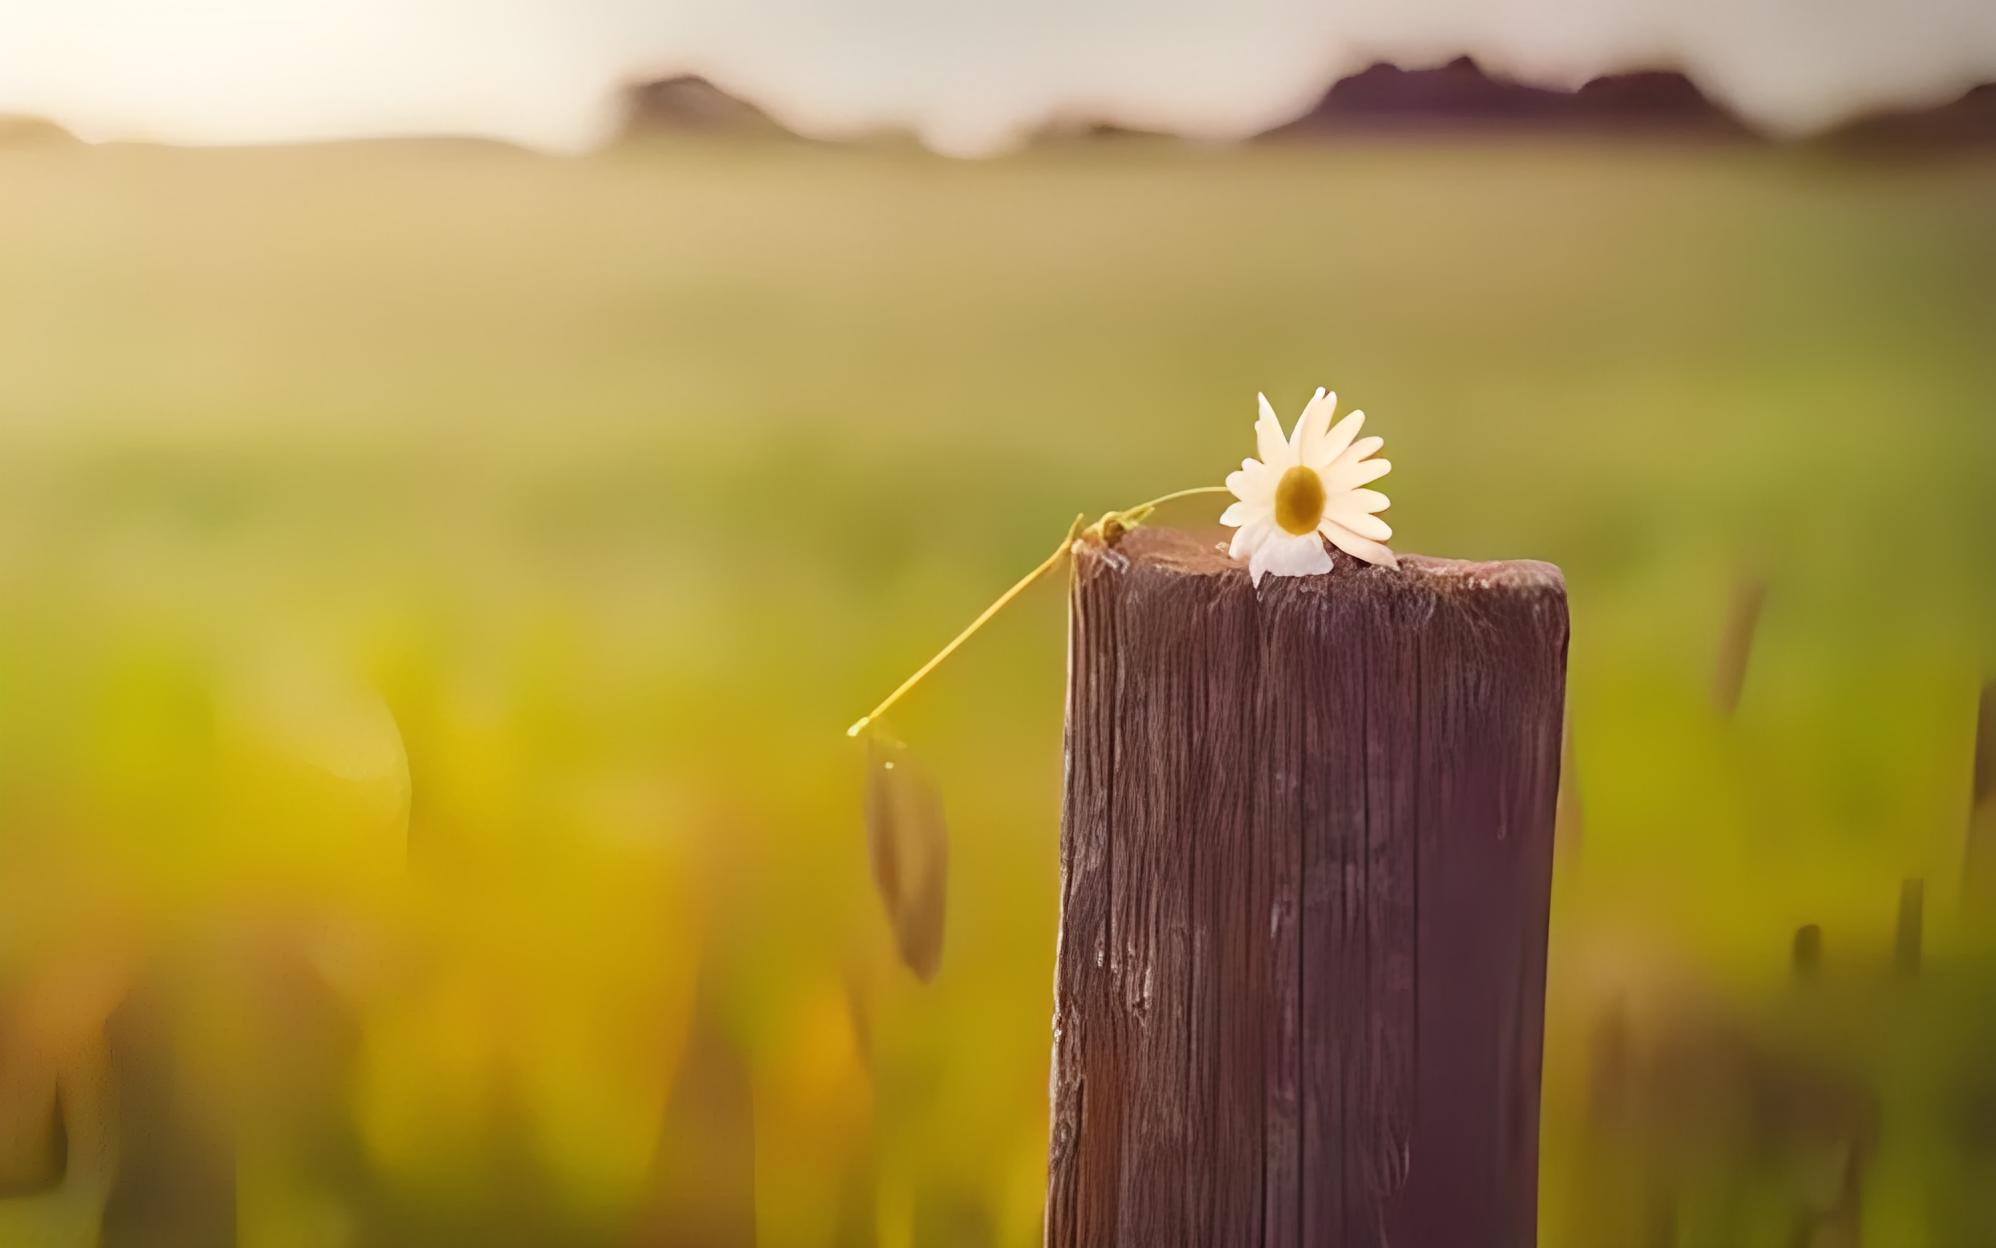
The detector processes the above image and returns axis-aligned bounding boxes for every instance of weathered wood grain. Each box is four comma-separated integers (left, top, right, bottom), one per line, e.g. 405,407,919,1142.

1046,527,1568,1248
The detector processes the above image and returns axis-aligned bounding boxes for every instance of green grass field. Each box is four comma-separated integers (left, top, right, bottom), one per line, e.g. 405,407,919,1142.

1,133,1993,1244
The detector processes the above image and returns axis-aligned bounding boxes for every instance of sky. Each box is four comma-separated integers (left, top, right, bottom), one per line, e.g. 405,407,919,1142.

2,0,1994,156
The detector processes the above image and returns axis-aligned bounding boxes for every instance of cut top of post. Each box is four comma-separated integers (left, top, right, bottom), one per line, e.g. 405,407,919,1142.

1074,524,1566,603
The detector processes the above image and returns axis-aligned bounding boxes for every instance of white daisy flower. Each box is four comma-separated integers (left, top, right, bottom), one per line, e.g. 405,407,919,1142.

1220,388,1396,587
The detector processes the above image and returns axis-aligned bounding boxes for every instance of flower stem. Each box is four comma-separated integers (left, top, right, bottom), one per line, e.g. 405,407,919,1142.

1120,484,1234,512
1090,484,1233,534
845,514,1086,738
844,484,1234,738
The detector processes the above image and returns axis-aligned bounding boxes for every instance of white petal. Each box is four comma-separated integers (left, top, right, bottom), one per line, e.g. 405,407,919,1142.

1324,457,1391,492
1324,497,1392,541
1255,394,1289,465
1262,532,1333,579
1221,499,1269,527
1290,388,1333,456
1321,520,1399,569
1315,437,1383,479
1342,488,1390,515
1248,538,1273,587
1310,409,1365,468
1229,520,1271,562
1226,459,1274,503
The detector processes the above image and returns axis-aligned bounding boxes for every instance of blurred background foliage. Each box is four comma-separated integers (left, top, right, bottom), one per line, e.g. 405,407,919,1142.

0,129,1994,1244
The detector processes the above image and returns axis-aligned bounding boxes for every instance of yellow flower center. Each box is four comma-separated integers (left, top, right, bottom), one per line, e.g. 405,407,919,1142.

1273,465,1326,535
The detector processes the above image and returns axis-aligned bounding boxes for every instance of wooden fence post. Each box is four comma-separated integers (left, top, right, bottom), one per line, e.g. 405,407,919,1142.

1046,527,1568,1248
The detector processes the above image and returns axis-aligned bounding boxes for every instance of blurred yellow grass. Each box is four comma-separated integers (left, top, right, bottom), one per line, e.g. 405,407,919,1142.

0,133,1992,1242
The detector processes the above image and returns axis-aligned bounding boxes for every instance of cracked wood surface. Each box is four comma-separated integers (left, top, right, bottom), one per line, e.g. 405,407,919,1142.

1045,527,1567,1248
